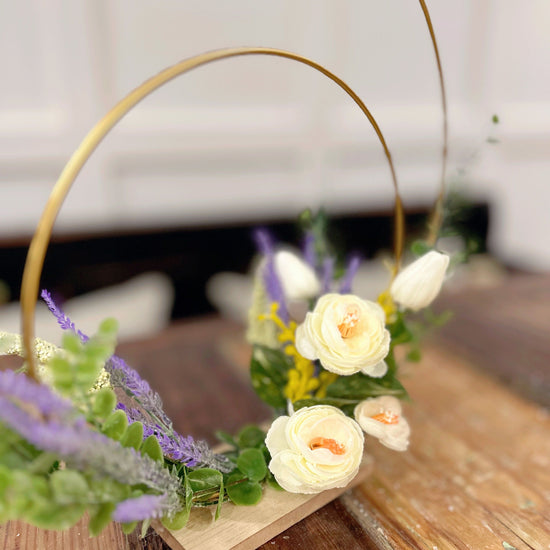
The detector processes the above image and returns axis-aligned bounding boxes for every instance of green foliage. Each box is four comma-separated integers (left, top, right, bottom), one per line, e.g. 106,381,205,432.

250,345,292,409
236,449,267,483
411,239,432,257
162,508,190,531
121,521,139,535
92,387,117,419
101,410,128,441
141,435,163,463
225,473,263,506
50,470,89,505
48,318,117,399
120,421,144,450
188,468,223,493
237,425,266,450
89,502,116,536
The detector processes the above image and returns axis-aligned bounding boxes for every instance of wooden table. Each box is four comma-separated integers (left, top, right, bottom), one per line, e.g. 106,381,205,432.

2,274,549,549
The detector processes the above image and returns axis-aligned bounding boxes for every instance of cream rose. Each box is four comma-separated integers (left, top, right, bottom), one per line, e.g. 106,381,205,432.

265,405,364,494
295,294,390,376
354,396,410,452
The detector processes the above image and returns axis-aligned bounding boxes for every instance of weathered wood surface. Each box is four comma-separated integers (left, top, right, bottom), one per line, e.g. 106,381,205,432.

1,274,549,549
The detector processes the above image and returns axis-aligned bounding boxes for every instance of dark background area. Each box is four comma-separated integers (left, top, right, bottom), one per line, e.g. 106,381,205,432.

0,204,489,319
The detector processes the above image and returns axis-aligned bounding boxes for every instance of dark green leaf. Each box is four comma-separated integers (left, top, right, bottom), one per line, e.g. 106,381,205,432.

325,370,408,401
237,425,265,450
226,473,263,506
236,449,267,482
406,348,422,362
249,345,292,409
188,469,223,492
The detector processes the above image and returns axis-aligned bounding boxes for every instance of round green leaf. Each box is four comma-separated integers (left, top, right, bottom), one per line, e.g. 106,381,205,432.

237,425,265,449
102,410,128,441
162,508,190,530
92,388,117,419
187,468,223,492
226,473,263,506
89,502,115,536
236,449,267,482
141,435,164,463
50,470,89,505
120,421,144,450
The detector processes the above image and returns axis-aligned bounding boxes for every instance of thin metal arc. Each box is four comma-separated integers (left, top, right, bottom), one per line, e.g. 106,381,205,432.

20,46,404,379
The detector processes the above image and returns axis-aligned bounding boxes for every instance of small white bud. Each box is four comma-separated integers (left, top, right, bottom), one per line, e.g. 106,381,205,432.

390,251,450,311
274,250,321,302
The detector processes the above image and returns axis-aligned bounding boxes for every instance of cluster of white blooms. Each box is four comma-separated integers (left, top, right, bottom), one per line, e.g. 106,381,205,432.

264,251,449,493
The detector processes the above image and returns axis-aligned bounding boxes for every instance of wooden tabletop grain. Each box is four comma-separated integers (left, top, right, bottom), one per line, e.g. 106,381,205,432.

1,274,549,549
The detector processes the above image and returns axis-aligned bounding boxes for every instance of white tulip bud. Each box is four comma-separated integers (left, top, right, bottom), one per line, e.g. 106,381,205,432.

274,250,321,302
390,251,450,311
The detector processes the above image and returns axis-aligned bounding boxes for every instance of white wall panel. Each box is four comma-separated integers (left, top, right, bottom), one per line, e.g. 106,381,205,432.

0,1,548,268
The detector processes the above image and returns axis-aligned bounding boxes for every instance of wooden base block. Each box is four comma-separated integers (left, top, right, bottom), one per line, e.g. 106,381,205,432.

154,456,373,550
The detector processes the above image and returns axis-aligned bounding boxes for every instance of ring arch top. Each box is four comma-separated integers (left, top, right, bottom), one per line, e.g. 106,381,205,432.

20,46,404,378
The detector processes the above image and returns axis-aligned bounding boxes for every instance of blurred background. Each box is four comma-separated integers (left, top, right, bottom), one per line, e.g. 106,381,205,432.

0,1,549,337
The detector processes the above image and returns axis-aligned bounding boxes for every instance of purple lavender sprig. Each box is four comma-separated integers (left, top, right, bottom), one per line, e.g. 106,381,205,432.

0,396,182,498
116,403,232,472
253,228,288,322
113,494,174,523
339,254,361,294
41,290,89,343
321,257,335,294
0,369,74,417
302,231,316,268
39,290,230,472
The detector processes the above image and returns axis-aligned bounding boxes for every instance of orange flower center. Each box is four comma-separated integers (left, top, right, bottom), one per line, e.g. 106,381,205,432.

371,411,399,425
309,437,346,455
337,306,361,339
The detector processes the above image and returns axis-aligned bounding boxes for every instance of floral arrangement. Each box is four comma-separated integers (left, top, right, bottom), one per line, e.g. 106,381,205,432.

0,0,458,540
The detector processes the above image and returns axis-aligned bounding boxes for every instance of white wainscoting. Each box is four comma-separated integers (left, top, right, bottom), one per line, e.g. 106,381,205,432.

1,0,549,269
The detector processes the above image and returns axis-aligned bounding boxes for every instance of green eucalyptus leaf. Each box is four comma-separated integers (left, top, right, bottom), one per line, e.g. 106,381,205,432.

236,449,267,482
188,468,223,492
141,435,164,463
250,345,292,409
225,473,263,506
121,421,144,450
89,502,116,536
237,425,265,450
92,387,117,419
102,410,128,441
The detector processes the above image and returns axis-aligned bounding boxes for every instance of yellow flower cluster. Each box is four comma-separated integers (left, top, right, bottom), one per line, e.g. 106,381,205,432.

259,304,337,402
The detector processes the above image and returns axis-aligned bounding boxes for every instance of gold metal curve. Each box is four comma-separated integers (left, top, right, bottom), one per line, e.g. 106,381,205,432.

20,46,404,378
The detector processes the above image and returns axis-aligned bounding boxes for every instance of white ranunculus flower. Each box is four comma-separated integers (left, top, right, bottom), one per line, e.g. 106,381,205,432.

266,405,364,494
274,250,321,302
354,396,410,452
390,251,450,312
295,294,390,376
